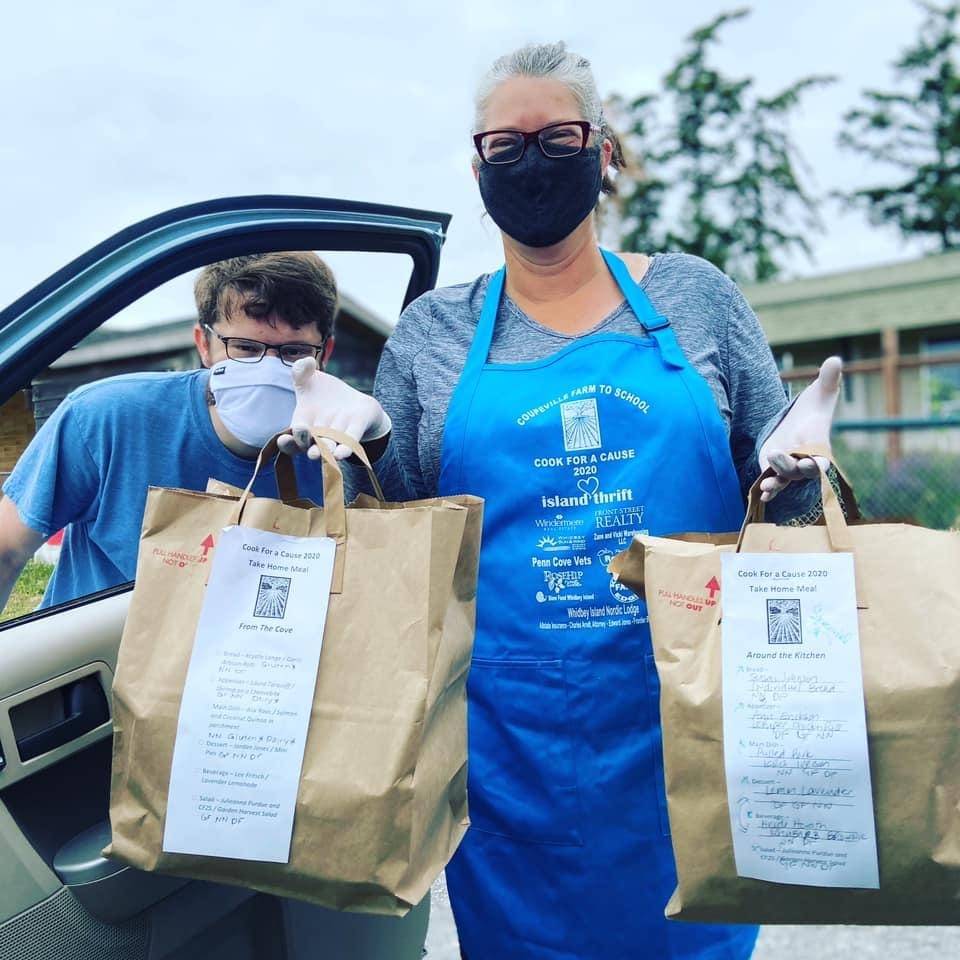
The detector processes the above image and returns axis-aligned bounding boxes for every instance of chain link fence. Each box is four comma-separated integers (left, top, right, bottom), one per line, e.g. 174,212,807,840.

779,358,960,531
832,424,960,529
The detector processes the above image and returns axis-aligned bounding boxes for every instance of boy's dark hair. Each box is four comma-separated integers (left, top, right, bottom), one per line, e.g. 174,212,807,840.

194,251,338,336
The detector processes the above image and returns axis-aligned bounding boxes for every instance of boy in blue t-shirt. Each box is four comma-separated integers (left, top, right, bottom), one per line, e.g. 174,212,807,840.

0,251,341,610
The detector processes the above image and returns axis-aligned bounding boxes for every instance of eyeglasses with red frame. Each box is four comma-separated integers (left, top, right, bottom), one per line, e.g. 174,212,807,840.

473,120,600,165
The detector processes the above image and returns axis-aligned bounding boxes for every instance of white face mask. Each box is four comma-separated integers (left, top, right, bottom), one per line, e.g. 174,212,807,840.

209,357,296,449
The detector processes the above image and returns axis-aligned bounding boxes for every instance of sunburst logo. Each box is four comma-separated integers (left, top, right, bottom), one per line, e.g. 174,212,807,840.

254,575,291,620
766,599,802,644
560,398,602,451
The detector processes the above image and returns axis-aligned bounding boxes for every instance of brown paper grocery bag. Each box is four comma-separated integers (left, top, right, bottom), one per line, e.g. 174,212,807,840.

611,458,960,924
105,429,483,916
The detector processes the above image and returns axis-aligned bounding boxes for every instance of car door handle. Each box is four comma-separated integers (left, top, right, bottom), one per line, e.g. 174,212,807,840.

12,675,110,762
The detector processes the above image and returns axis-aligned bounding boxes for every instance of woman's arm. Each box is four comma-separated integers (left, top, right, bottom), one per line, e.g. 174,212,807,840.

344,297,435,503
723,283,823,522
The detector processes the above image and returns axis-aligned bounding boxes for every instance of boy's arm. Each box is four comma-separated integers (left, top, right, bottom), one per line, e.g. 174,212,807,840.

0,388,104,613
0,496,45,612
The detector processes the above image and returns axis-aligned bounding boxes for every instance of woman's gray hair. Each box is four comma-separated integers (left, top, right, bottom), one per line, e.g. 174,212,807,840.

473,41,626,196
473,41,604,132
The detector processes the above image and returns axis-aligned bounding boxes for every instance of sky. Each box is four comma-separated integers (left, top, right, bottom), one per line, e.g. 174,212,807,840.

0,0,937,329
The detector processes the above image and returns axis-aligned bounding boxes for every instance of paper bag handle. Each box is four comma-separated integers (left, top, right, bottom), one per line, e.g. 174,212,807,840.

737,447,860,553
272,429,386,506
232,429,385,536
307,428,387,538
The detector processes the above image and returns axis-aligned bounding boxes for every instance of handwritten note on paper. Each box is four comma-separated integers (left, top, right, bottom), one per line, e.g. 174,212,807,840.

720,552,879,889
162,526,336,863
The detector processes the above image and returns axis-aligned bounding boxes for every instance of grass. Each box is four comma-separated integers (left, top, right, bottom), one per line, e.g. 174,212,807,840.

1,560,54,622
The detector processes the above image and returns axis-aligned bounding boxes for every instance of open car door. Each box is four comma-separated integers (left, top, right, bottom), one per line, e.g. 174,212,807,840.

0,196,449,960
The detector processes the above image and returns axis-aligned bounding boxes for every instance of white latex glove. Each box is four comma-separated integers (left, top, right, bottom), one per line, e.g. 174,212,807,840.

758,356,842,502
276,357,391,461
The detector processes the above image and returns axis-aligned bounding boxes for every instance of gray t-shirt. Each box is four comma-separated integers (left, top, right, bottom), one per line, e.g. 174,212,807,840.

359,252,814,520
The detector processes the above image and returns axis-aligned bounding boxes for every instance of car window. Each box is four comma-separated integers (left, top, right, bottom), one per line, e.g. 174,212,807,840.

0,250,413,624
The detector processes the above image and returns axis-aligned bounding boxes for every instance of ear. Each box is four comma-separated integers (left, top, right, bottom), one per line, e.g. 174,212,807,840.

194,324,212,367
471,156,480,184
320,335,336,370
601,137,613,179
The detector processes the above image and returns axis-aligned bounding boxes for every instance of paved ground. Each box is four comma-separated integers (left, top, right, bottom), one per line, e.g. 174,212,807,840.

424,875,960,959
423,876,458,959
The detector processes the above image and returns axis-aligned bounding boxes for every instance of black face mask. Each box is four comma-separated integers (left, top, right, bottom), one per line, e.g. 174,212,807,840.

478,145,603,248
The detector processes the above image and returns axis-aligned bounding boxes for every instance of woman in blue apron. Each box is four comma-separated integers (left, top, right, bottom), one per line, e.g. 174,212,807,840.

287,40,841,960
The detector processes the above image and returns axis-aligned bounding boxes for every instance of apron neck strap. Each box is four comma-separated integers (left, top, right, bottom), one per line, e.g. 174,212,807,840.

466,252,686,371
463,267,505,373
600,249,685,370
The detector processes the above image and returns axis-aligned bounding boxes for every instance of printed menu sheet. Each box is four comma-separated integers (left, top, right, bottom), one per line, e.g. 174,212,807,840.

720,552,879,889
162,526,336,863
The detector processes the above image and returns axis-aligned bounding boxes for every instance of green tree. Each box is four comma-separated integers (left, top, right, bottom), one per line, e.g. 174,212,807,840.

657,9,752,272
605,92,665,256
726,76,835,281
838,1,960,250
611,8,834,282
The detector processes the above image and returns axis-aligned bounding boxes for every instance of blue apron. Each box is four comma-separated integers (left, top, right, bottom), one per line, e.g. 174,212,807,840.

438,250,759,959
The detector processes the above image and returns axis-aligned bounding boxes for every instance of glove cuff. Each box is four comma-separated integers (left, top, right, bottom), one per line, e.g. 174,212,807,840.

361,409,392,443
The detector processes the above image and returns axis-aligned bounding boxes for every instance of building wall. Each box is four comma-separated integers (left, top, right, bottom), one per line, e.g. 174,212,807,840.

324,314,384,394
31,348,200,431
771,326,960,458
0,391,36,475
774,326,960,420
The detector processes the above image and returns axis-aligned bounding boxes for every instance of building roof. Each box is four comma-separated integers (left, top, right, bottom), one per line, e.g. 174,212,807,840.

741,250,960,346
339,291,392,338
51,291,389,369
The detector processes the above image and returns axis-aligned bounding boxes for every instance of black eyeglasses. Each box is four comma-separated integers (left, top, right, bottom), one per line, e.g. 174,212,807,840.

473,119,600,165
203,324,328,366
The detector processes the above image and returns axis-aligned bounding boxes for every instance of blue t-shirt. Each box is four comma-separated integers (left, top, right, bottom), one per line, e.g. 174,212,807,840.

3,369,327,608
